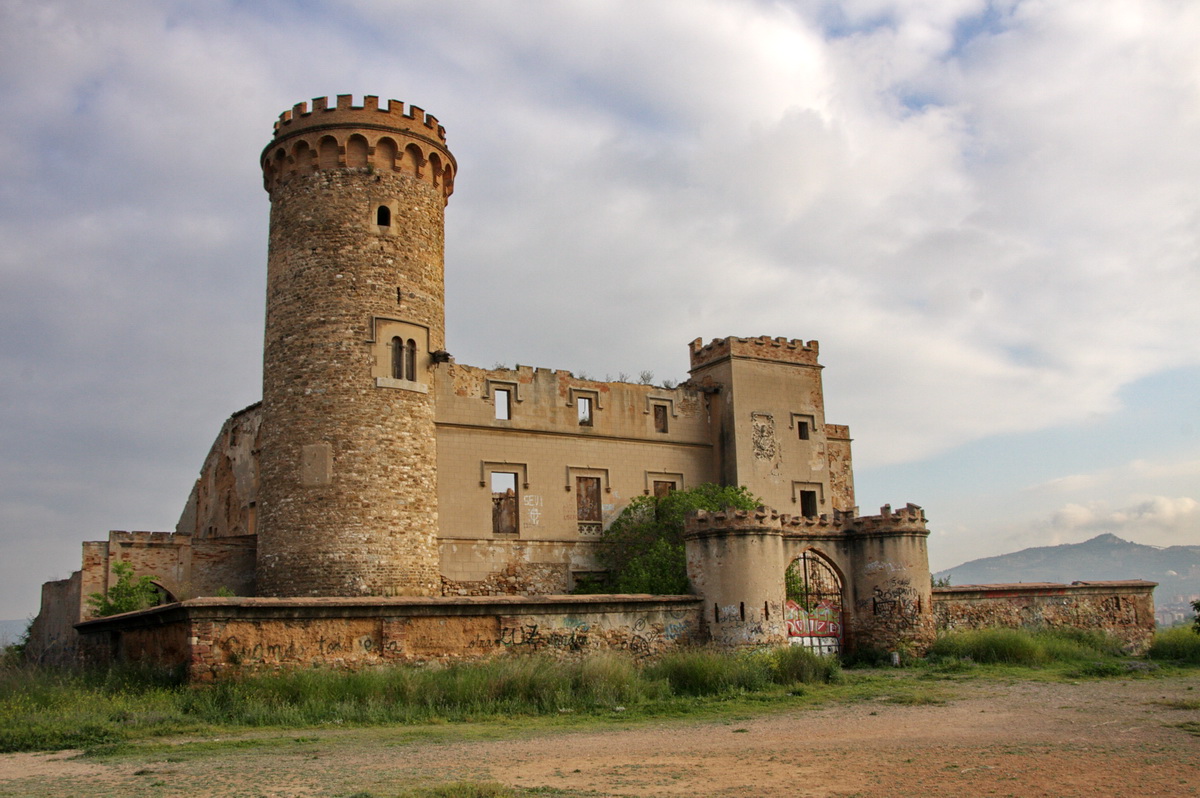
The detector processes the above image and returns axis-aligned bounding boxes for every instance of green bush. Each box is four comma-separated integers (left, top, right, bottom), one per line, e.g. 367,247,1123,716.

86,562,162,617
593,484,760,594
1148,626,1200,665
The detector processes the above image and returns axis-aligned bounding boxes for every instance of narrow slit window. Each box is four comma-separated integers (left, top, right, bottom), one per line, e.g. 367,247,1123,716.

391,336,404,380
653,404,668,433
376,205,391,226
405,339,417,381
577,396,593,426
494,388,511,420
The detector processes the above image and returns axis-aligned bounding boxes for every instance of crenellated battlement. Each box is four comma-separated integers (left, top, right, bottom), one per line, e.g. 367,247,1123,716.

260,95,456,200
688,336,820,370
271,95,447,142
109,530,187,546
685,503,927,538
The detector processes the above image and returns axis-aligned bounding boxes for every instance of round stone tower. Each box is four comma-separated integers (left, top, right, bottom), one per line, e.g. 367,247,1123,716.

256,95,455,597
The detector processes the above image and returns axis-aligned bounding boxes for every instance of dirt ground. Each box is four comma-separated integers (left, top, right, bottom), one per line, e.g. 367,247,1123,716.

2,673,1199,797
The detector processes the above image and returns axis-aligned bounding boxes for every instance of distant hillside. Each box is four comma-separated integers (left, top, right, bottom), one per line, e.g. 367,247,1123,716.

936,534,1200,610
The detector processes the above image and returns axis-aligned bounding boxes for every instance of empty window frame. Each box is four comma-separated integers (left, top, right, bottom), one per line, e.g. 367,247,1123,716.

576,476,602,536
797,421,810,440
391,337,418,382
799,490,819,518
653,404,669,433
491,472,519,535
494,388,511,420
653,480,675,498
577,396,593,426
376,205,391,226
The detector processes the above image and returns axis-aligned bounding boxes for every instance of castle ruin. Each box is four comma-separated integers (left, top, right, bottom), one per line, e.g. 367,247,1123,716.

25,96,1155,675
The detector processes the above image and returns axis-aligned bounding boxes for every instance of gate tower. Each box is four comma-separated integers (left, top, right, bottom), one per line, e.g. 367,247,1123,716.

256,95,455,596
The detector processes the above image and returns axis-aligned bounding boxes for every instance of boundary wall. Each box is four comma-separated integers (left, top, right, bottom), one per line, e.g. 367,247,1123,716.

932,580,1157,653
74,595,701,680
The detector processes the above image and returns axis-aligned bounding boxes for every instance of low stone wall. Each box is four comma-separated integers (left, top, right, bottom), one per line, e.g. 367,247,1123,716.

74,594,702,680
932,580,1157,653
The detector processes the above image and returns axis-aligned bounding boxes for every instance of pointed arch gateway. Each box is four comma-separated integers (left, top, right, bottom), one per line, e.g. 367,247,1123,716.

784,550,844,655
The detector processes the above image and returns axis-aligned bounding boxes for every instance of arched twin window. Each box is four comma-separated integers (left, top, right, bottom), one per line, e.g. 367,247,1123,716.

391,337,417,381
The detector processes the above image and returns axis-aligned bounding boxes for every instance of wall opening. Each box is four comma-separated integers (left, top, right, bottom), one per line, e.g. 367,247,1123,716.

799,490,818,518
797,421,810,440
653,404,669,433
577,396,593,426
576,475,602,536
494,388,511,420
491,472,518,535
653,480,675,498
785,551,843,656
377,206,391,226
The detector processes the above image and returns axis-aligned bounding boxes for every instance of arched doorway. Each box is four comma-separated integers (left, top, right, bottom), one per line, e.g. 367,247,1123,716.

784,551,843,655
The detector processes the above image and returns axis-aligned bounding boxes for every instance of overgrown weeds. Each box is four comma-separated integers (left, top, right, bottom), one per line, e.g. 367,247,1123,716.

1148,626,1200,665
0,648,841,753
928,627,1126,667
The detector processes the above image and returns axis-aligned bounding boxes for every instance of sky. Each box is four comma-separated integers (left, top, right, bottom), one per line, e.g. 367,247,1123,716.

1,0,1198,620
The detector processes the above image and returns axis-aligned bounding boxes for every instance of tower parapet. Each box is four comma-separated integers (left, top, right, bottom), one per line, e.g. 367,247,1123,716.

261,95,455,201
688,336,820,370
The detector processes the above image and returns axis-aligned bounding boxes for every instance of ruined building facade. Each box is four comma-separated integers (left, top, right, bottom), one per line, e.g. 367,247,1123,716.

26,97,1153,672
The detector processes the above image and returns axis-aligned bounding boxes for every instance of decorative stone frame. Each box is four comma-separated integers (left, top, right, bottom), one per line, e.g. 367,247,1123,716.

367,317,430,393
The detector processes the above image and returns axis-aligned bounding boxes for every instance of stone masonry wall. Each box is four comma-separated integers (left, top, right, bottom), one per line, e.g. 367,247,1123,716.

74,596,702,680
932,581,1157,653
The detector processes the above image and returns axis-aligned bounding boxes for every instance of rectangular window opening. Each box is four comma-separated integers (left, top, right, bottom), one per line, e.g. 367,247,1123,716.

800,490,818,518
577,396,593,426
491,472,519,535
797,421,810,440
494,388,511,420
576,476,602,536
653,404,668,433
653,480,675,498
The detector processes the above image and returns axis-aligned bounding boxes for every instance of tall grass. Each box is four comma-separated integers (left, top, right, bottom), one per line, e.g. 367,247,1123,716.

0,648,840,753
928,627,1126,666
1147,626,1200,665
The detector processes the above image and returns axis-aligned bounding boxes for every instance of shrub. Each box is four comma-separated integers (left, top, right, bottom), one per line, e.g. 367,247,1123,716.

594,484,760,594
86,562,162,617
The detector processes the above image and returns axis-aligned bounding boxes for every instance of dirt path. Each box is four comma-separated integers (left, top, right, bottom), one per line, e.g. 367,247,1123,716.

2,674,1199,797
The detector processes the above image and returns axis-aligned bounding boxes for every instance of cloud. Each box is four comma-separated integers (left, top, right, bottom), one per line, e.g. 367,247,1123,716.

1,0,1199,616
1045,496,1200,548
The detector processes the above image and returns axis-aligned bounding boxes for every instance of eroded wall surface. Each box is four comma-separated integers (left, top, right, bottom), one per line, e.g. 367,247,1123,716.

932,581,1157,653
74,595,702,680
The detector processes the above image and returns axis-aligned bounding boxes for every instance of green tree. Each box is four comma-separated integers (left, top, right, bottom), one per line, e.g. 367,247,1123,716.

1193,599,1200,635
86,562,162,617
594,483,760,594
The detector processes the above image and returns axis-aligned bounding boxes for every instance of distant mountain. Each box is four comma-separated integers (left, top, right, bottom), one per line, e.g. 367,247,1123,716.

935,534,1200,619
0,619,28,648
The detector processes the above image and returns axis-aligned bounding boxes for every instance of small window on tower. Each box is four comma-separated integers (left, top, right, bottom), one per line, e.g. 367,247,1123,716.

391,336,404,380
653,404,669,433
376,205,391,226
800,490,818,518
577,396,593,426
797,421,810,440
495,388,511,420
405,339,417,382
